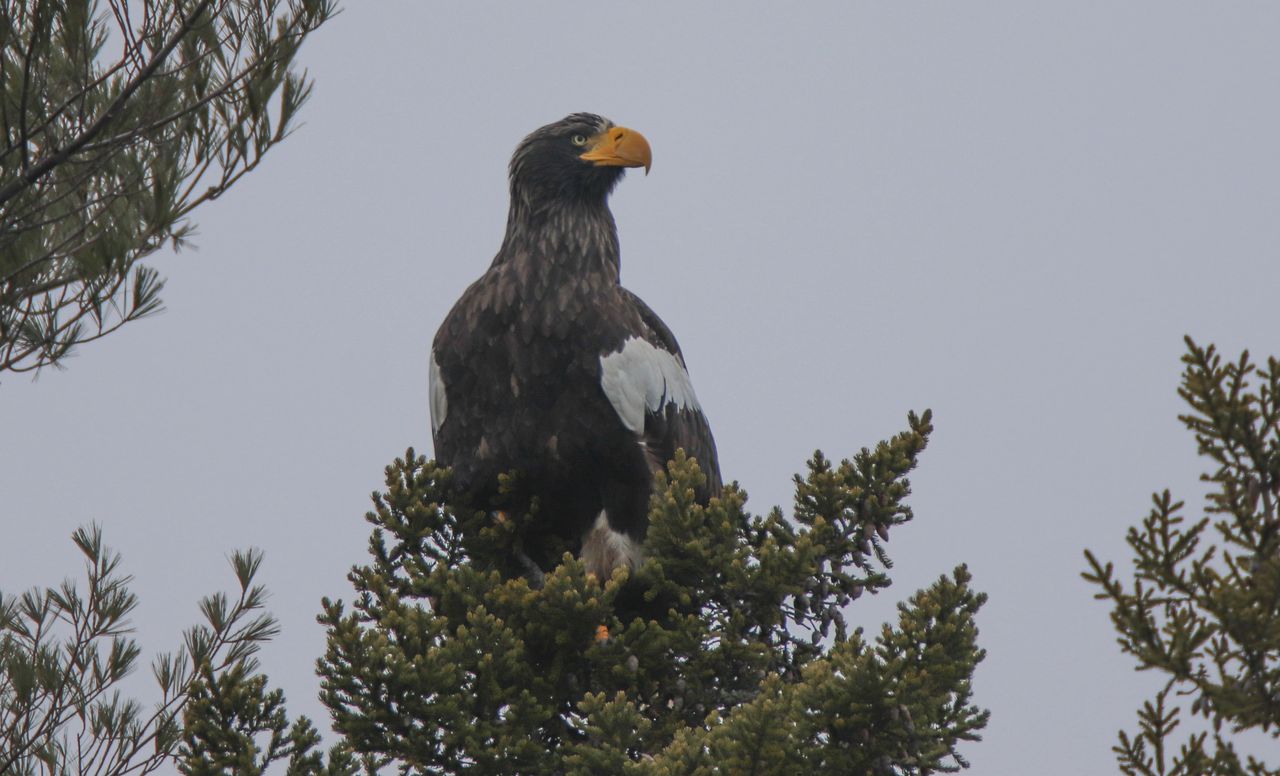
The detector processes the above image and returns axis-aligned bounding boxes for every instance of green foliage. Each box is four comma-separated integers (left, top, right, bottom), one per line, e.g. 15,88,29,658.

179,661,363,776
1084,337,1280,775
319,410,989,773
0,0,335,374
647,567,985,775
0,525,341,776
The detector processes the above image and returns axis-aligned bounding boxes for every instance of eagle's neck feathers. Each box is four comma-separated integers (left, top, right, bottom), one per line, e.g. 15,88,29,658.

494,193,621,282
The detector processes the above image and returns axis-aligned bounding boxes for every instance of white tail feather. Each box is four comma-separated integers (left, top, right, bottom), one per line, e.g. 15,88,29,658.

580,511,643,580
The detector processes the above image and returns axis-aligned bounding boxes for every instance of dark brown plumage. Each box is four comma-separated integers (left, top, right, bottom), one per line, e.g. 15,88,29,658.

429,113,720,581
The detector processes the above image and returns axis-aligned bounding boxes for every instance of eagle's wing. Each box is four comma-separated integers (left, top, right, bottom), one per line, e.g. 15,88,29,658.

429,350,448,441
599,290,722,498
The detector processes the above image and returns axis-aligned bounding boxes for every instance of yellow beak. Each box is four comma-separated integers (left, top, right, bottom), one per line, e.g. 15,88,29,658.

580,126,652,174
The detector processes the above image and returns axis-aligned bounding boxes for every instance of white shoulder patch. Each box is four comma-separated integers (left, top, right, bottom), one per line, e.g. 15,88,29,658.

429,351,447,434
599,337,701,433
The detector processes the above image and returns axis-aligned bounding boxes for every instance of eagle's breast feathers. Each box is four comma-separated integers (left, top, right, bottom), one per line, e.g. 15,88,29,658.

430,329,702,453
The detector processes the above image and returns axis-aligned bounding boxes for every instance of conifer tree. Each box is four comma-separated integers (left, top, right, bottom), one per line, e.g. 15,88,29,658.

0,0,334,374
1085,338,1280,775
319,410,989,773
0,525,352,775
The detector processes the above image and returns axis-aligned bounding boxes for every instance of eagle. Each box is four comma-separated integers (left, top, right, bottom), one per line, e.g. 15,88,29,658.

429,113,721,583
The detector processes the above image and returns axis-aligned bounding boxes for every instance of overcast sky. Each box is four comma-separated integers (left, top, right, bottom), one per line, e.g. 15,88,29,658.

4,2,1280,773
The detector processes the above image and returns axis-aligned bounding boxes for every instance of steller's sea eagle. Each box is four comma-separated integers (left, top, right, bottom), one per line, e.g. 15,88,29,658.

429,113,721,582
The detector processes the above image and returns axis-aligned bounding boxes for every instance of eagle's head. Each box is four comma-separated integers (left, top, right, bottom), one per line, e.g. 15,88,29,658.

508,113,652,205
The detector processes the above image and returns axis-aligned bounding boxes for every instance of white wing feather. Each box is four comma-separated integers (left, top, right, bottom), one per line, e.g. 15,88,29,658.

429,351,448,434
599,337,701,433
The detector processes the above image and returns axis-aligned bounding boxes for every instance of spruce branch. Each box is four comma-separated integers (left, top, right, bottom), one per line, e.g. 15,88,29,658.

1085,338,1280,775
318,411,988,773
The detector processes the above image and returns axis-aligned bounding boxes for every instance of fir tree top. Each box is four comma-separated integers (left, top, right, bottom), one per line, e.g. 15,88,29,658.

318,410,988,774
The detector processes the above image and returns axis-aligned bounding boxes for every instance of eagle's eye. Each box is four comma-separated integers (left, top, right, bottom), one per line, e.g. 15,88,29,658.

570,134,588,147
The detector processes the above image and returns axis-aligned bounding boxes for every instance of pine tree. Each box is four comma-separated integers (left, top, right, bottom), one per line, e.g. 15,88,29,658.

0,0,334,374
0,525,352,775
1084,338,1280,775
319,410,989,773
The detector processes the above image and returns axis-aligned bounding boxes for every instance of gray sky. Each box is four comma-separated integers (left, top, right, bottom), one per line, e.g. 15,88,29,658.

4,2,1279,772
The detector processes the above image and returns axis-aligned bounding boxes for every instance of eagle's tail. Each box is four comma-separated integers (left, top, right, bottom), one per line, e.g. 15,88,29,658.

580,511,643,581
